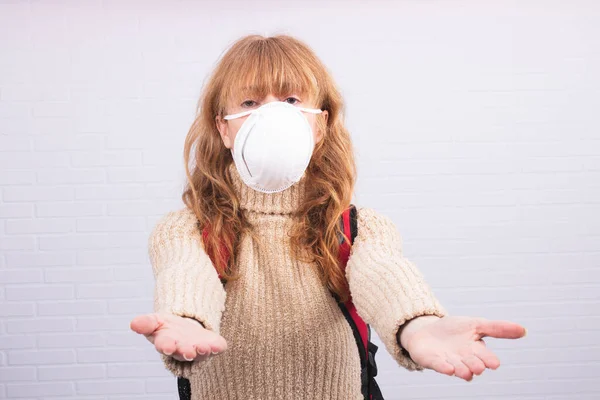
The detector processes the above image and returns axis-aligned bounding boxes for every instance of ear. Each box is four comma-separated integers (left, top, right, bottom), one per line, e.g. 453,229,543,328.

315,110,329,144
215,115,233,149
322,109,329,125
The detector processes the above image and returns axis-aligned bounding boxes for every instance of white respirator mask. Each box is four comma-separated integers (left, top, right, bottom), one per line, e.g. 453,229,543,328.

224,101,322,193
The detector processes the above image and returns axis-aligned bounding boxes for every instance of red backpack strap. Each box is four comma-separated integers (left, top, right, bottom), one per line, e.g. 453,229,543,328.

202,226,229,282
337,205,370,361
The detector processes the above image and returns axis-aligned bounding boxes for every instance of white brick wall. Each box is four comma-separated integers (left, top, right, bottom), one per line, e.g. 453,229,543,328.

0,1,599,399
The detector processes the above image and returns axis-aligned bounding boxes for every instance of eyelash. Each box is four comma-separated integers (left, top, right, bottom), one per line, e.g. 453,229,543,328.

241,97,300,108
284,97,300,105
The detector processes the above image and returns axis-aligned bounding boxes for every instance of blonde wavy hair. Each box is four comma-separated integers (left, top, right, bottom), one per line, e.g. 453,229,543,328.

183,34,357,302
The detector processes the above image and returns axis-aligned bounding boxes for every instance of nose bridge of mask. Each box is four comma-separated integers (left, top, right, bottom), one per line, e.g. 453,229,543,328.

223,101,322,120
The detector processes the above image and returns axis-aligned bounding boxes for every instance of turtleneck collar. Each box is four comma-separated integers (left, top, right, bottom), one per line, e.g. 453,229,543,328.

227,163,306,215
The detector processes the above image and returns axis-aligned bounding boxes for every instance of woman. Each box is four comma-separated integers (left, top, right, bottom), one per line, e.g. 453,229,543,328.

130,34,526,400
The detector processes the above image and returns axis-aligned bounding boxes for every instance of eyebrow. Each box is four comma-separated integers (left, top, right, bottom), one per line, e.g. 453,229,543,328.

236,93,304,102
238,85,305,95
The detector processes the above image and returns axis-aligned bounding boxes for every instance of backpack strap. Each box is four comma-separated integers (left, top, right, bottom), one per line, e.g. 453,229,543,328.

337,205,369,358
201,226,228,283
177,377,191,400
337,205,383,400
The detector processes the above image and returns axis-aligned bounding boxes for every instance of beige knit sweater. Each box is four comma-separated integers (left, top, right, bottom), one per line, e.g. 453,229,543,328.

149,165,445,400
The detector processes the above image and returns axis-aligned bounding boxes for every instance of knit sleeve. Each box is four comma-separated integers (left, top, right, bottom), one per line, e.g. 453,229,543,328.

345,207,446,371
149,208,227,378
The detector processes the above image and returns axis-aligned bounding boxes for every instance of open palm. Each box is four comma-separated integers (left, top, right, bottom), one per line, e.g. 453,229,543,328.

404,316,526,381
130,312,228,362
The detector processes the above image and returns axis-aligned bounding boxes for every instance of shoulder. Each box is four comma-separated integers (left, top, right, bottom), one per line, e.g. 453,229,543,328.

355,207,396,230
149,208,200,246
353,206,403,248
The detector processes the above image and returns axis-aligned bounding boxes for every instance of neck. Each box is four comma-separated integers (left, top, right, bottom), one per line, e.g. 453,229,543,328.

228,163,306,215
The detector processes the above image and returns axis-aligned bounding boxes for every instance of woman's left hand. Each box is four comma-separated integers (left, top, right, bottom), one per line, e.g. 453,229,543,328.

399,315,527,381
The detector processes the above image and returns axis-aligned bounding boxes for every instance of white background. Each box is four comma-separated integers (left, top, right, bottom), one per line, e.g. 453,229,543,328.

1,1,599,399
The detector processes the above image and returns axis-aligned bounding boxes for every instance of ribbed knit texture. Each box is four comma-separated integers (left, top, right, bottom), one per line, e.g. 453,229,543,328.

149,208,227,378
346,208,447,371
149,164,446,399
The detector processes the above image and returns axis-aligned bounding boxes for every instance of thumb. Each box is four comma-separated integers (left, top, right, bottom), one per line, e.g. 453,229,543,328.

476,318,527,339
130,313,163,336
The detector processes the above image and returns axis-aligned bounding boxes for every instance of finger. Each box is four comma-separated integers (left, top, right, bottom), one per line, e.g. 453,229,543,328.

447,355,473,381
176,340,198,361
462,355,486,376
207,333,228,354
476,319,527,339
195,334,227,356
192,327,227,354
154,333,178,356
473,342,501,370
130,313,162,336
195,342,212,356
428,357,455,376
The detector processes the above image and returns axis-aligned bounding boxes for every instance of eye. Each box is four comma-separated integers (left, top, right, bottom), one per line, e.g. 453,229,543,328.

241,100,257,108
284,97,300,105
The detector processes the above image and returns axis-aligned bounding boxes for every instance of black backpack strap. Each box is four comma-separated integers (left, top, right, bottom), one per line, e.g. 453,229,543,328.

368,341,384,399
349,204,358,244
337,302,370,399
177,376,191,400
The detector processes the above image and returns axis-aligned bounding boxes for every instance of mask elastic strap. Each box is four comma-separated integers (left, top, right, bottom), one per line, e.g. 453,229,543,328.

223,106,322,121
298,107,323,114
223,109,253,120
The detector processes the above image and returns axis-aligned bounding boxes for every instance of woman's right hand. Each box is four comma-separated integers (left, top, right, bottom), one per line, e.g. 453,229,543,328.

130,312,228,362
